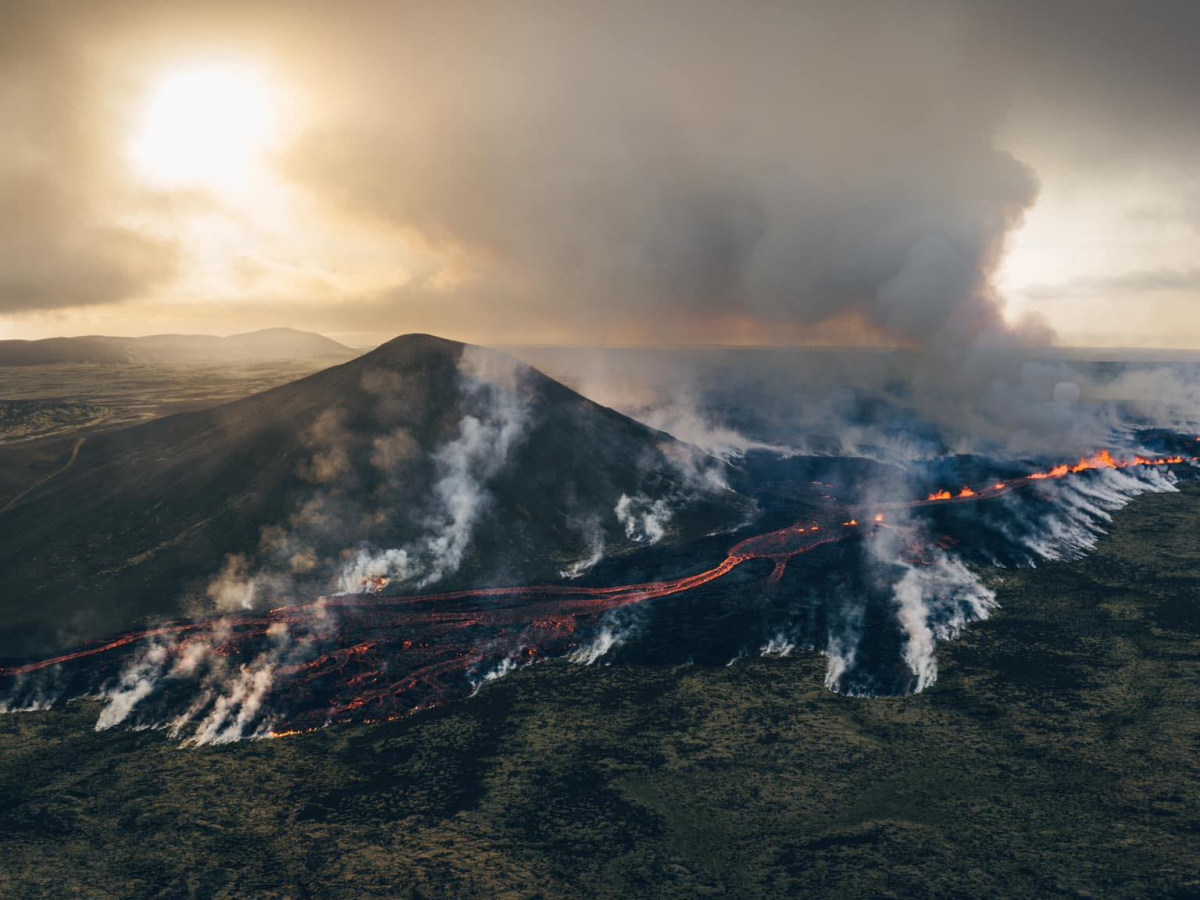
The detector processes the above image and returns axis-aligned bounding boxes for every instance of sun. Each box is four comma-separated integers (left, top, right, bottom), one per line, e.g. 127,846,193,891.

129,63,279,190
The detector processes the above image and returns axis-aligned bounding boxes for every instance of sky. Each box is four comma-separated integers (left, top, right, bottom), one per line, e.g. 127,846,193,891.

2,0,1200,349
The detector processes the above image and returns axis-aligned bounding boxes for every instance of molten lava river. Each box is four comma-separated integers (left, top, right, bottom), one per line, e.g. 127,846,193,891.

1,448,1196,743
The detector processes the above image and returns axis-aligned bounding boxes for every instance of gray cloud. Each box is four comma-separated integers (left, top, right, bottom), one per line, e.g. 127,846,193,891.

4,0,1200,352
969,0,1200,165
288,1,1040,352
1022,268,1200,301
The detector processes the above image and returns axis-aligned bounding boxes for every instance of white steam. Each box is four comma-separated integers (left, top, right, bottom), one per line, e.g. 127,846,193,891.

822,635,859,693
418,356,529,584
569,626,628,665
335,346,532,591
337,547,413,594
94,643,169,731
889,554,997,693
759,634,798,658
469,656,523,695
1015,467,1180,563
560,533,605,580
206,554,268,612
83,609,337,745
615,493,672,544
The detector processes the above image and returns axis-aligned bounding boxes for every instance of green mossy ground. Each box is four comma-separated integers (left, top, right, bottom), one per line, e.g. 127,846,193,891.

2,485,1199,899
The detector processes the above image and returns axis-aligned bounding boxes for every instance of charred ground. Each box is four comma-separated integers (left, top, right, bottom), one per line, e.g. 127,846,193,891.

1,483,1198,898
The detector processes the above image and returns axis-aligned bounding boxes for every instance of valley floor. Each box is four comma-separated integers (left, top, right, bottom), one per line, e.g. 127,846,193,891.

1,485,1199,899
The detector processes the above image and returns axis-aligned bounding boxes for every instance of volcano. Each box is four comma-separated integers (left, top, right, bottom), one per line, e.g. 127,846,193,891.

0,334,751,658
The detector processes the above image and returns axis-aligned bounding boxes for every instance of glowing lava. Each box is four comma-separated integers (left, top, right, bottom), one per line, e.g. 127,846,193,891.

2,446,1194,738
924,451,1196,501
0,517,857,735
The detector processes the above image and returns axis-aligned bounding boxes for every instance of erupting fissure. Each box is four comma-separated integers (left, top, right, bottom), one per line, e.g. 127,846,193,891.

924,451,1196,503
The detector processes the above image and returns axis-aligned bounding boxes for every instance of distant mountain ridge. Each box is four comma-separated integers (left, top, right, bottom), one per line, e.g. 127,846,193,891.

0,328,356,366
0,334,753,658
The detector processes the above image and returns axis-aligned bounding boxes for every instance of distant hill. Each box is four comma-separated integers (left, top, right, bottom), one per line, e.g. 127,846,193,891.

0,334,752,658
0,328,356,366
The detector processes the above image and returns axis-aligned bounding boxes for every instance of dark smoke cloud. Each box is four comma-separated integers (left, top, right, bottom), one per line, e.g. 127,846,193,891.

3,1,1199,439
969,0,1200,165
5,1,1200,342
290,1,1042,353
267,0,1101,448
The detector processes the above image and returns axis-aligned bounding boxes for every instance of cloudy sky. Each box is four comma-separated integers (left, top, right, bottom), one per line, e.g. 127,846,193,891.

3,0,1199,348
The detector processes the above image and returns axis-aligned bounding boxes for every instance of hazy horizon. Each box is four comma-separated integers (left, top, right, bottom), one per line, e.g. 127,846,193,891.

11,327,1200,361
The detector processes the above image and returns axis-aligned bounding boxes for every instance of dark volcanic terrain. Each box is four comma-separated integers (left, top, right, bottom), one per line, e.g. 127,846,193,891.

0,335,749,658
1,483,1197,898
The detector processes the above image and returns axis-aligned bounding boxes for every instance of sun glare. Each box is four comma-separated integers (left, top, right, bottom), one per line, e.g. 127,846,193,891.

129,63,278,190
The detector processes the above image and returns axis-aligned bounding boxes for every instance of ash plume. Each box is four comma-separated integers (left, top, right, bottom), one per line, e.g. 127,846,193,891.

283,0,1078,452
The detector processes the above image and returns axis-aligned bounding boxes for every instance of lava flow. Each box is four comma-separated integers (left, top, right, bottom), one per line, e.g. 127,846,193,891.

920,450,1197,505
0,517,857,738
0,448,1194,740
